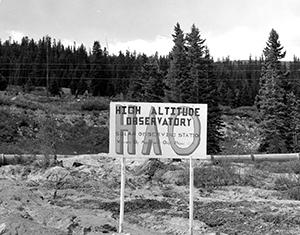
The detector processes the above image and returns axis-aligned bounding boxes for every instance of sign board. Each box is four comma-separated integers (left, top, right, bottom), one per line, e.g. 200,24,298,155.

109,102,207,158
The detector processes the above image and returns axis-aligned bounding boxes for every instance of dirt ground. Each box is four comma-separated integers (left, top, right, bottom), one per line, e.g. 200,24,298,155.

1,155,300,235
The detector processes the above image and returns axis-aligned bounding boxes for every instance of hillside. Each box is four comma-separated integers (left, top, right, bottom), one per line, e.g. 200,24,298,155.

0,87,109,155
0,87,260,156
4,88,300,234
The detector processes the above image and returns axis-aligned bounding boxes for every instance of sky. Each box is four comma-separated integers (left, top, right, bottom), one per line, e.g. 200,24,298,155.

0,0,300,60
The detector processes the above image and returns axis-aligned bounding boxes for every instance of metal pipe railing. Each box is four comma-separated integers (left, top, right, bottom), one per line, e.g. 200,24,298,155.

211,153,300,162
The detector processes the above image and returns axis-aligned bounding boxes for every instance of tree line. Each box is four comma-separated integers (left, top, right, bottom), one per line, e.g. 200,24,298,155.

1,30,300,106
0,24,300,154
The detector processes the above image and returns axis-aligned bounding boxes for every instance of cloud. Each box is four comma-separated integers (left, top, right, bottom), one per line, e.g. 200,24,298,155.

206,23,300,61
61,38,75,47
109,35,173,56
202,0,300,60
207,27,267,60
6,30,25,42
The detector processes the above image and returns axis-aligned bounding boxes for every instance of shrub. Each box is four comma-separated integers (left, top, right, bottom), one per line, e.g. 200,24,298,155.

0,143,24,154
0,110,39,153
181,161,267,189
0,96,41,110
0,111,18,143
255,161,300,174
274,176,299,191
16,99,40,110
49,79,61,96
287,186,300,200
274,175,300,200
55,120,109,154
221,105,258,118
188,161,242,188
0,75,8,91
25,78,35,93
81,99,109,111
0,95,12,106
36,115,61,156
231,106,258,118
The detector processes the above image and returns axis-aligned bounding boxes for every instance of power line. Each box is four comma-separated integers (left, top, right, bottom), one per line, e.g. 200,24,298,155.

3,76,300,81
0,68,141,72
0,62,149,66
4,76,136,80
3,68,300,73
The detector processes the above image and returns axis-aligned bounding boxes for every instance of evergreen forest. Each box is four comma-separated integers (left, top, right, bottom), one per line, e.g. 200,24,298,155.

1,23,300,154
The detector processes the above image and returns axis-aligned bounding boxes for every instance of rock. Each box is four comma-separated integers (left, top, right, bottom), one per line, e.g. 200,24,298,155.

134,159,166,180
43,166,70,182
27,166,71,187
206,233,228,235
112,233,131,235
72,161,83,167
0,214,67,235
0,223,6,234
161,170,186,185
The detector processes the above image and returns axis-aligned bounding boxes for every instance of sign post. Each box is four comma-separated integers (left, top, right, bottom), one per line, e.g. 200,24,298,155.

109,102,207,234
189,155,194,235
119,155,125,233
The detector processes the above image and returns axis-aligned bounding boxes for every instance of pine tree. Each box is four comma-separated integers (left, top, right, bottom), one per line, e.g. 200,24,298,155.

127,56,146,101
186,25,223,154
128,57,164,102
89,41,107,96
143,57,165,102
166,23,189,102
280,63,300,153
76,76,88,97
70,79,77,96
186,24,206,103
203,48,224,154
285,91,300,152
256,29,290,153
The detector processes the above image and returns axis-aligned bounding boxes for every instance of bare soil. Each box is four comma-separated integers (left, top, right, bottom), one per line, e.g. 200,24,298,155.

1,155,300,235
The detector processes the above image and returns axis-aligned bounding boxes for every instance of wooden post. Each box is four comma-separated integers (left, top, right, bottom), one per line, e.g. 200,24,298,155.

119,156,126,233
189,155,194,235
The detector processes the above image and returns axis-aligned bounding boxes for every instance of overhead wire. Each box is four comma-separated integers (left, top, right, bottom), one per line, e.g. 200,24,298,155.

2,76,300,81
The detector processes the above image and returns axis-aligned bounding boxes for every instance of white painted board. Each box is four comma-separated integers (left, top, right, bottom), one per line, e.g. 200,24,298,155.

109,102,207,158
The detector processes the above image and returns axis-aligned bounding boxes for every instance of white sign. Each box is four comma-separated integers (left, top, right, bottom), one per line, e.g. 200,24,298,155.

109,102,207,158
